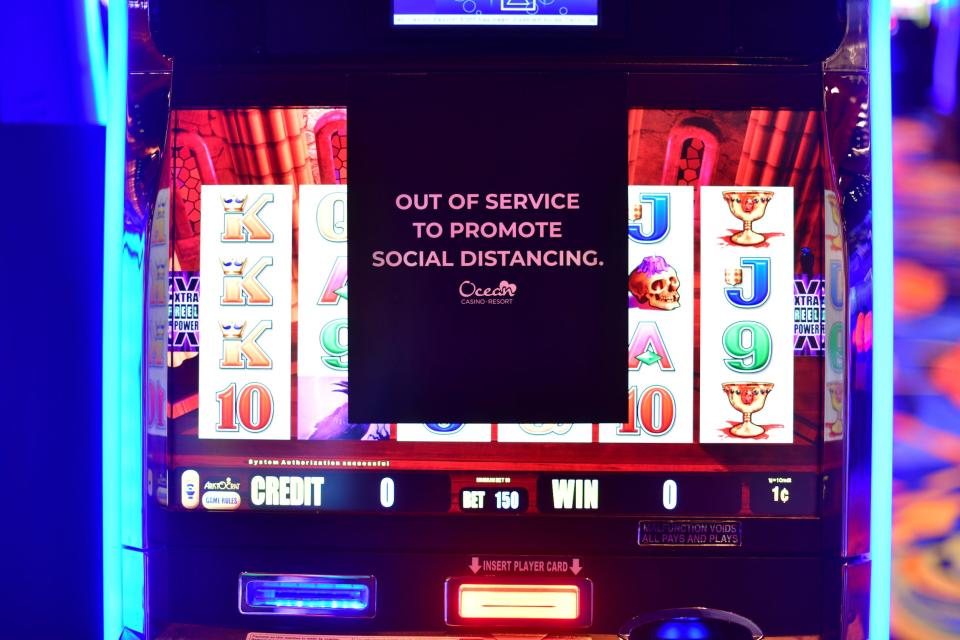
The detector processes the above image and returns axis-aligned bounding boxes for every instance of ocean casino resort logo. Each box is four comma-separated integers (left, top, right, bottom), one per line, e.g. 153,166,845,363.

459,279,518,305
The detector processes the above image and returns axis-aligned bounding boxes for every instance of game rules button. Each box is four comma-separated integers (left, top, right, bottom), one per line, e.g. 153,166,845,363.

201,491,241,510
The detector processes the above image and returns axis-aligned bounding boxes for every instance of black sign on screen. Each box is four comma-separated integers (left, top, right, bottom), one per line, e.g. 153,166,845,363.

348,73,627,423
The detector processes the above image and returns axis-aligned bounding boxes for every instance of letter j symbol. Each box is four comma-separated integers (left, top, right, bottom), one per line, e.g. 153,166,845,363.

724,257,771,308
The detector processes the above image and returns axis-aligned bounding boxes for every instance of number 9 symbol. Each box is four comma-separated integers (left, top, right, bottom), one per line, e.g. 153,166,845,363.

722,321,772,373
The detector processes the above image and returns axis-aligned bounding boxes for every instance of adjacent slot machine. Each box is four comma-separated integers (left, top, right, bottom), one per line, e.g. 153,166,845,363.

129,1,875,638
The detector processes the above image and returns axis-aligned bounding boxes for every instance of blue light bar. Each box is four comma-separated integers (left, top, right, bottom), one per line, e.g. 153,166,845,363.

869,1,894,639
102,0,130,639
121,548,145,635
239,574,377,618
82,0,107,125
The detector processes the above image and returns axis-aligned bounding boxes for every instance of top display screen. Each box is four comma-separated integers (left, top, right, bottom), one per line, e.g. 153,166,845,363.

392,0,599,26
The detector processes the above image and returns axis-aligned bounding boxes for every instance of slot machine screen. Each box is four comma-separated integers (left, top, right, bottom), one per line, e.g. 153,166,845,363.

153,105,826,521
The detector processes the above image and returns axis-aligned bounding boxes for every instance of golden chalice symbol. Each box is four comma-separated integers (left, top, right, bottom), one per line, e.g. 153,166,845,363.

826,191,844,251
827,382,844,436
722,382,774,437
722,190,775,246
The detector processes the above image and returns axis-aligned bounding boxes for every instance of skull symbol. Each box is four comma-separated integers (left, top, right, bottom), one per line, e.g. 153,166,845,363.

629,256,680,311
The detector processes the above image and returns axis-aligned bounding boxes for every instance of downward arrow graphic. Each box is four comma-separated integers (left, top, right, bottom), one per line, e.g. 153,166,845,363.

469,557,481,574
571,558,582,575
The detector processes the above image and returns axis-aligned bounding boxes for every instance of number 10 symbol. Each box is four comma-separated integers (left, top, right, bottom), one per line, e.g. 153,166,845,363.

722,321,772,372
619,385,676,436
216,382,274,433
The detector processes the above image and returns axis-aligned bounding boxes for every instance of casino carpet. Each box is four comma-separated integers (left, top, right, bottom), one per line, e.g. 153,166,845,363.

891,117,960,640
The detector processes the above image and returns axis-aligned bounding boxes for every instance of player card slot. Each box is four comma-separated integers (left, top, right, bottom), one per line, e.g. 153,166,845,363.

445,576,592,627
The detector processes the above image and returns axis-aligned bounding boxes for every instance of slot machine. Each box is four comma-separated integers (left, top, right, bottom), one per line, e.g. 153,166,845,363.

121,1,881,638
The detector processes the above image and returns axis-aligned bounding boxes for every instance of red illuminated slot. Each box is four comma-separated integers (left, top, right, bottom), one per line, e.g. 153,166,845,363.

445,576,592,628
459,583,579,619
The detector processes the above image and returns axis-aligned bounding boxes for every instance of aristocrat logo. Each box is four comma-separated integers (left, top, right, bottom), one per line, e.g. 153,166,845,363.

203,477,241,491
459,279,517,306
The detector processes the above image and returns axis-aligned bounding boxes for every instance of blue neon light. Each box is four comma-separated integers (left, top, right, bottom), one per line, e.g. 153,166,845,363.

869,1,894,638
931,2,960,115
121,548,146,634
102,0,130,638
267,600,367,609
83,0,107,125
242,576,376,617
120,230,145,553
654,620,710,639
249,581,370,609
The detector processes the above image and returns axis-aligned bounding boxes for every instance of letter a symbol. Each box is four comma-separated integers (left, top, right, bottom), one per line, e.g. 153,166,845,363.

627,321,675,371
318,256,348,305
